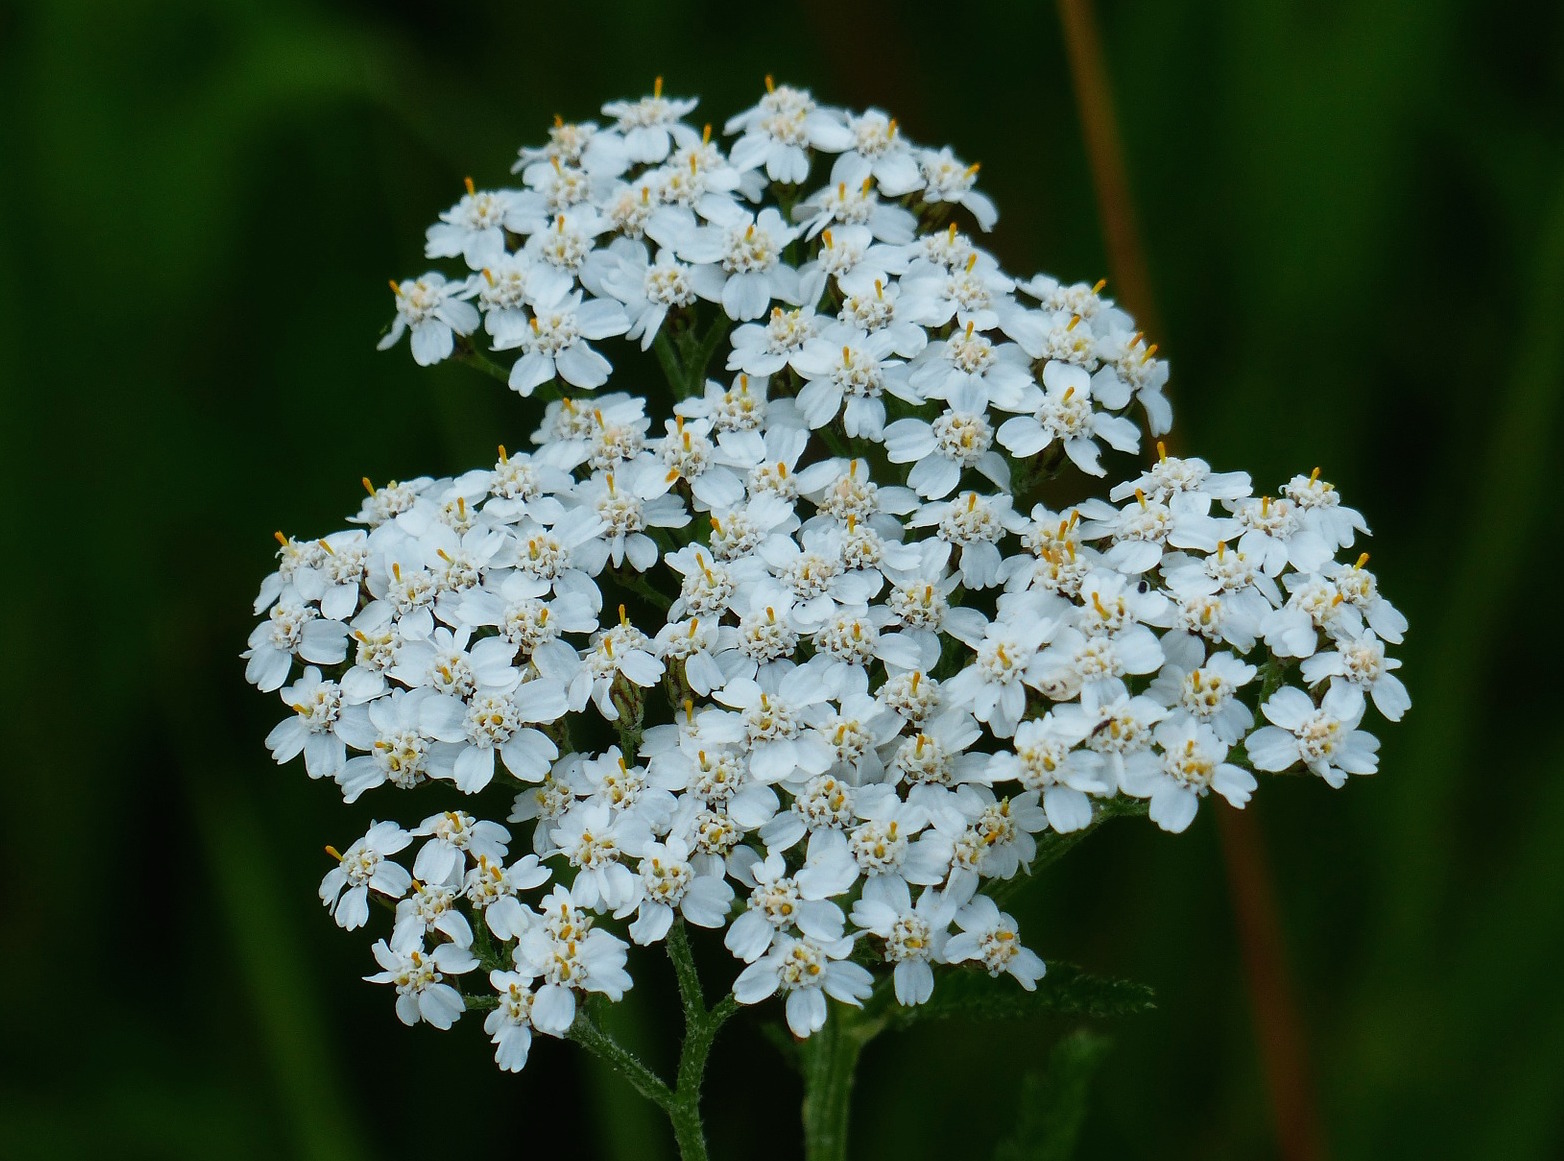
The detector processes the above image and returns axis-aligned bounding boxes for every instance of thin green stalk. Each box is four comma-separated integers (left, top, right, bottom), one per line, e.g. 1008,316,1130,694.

685,319,731,395
456,348,561,401
665,921,740,1161
566,1010,674,1111
457,347,511,385
799,1007,879,1161
654,331,686,395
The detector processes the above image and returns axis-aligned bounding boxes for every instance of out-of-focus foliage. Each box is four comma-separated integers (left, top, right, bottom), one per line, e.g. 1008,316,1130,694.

1,0,1560,1157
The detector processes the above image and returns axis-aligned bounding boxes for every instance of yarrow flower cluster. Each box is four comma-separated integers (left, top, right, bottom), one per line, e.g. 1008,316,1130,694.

248,79,1407,1073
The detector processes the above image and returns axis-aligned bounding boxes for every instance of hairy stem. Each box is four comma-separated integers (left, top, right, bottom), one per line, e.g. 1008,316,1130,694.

800,1006,882,1161
566,1010,674,1111
455,347,560,401
664,921,739,1161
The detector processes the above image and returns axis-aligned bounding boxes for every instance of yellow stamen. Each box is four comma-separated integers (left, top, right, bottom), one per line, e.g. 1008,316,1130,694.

1157,440,1167,462
325,845,343,861
463,176,475,196
1092,278,1107,294
498,444,508,462
654,75,663,98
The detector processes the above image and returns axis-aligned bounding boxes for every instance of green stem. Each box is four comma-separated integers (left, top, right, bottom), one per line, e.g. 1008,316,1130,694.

566,1010,674,1111
455,348,561,401
610,564,674,612
456,348,511,385
685,319,731,395
664,922,740,1161
654,331,686,395
800,1006,880,1161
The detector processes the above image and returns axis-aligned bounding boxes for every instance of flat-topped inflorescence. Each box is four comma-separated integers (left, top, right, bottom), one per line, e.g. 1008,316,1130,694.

246,79,1407,1071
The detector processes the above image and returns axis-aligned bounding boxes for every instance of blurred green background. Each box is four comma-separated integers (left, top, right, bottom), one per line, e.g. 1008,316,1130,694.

3,0,1561,1157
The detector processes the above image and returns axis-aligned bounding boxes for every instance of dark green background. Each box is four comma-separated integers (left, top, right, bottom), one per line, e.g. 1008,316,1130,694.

3,0,1560,1157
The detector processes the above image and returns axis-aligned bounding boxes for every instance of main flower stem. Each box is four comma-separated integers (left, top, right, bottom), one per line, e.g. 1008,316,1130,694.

800,1007,880,1161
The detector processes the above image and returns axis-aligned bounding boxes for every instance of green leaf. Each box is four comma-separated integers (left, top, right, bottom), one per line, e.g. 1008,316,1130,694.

992,1031,1113,1161
887,963,1155,1029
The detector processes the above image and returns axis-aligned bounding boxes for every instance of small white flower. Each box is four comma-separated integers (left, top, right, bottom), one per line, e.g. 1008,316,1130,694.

627,834,735,945
319,821,413,929
988,714,1110,833
1122,717,1255,834
725,82,852,184
916,147,997,230
1247,685,1380,788
365,933,477,1030
944,895,1045,988
602,81,700,163
996,360,1140,476
732,933,872,1038
413,810,510,885
849,878,956,1006
379,273,479,366
677,207,805,321
425,180,524,269
485,971,539,1071
1300,630,1409,721
516,885,634,1034
495,286,630,395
